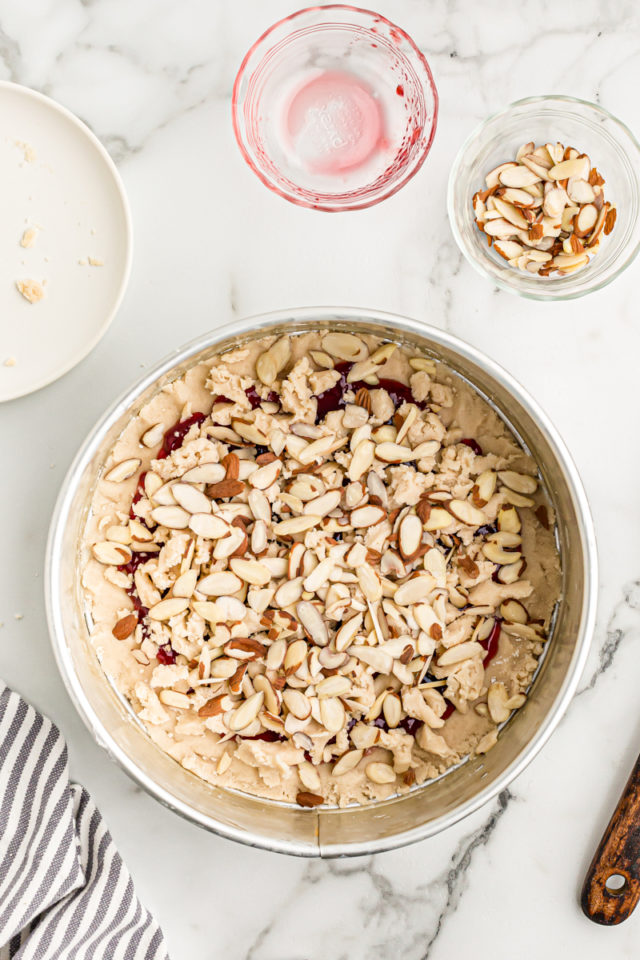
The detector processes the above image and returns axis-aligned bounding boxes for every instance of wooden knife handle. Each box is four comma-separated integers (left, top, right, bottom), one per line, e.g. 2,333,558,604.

581,753,640,924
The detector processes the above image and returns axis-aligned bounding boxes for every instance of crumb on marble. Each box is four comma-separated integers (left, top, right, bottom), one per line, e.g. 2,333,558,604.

4,356,17,367
88,256,104,267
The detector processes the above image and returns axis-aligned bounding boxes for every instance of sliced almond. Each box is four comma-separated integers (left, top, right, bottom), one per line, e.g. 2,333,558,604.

92,541,132,565
273,515,321,536
197,571,243,596
228,691,264,731
498,166,541,188
319,697,346,733
188,514,229,539
283,688,311,720
549,157,589,181
321,332,367,362
394,574,436,606
398,513,422,559
296,600,329,647
150,505,191,529
375,442,415,463
350,504,386,528
448,499,487,527
365,762,395,785
229,558,271,585
148,597,189,621
104,458,140,483
333,749,364,777
498,471,538,495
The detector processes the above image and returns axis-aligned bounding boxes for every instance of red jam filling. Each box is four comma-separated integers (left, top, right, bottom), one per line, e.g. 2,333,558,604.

314,361,426,423
460,438,483,456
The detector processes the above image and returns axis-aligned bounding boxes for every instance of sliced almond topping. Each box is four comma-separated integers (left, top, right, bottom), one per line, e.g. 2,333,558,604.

296,600,329,646
333,749,364,777
148,597,189,621
350,504,386,528
273,515,321,536
321,332,367,362
92,541,132,565
498,471,538,495
320,696,346,733
365,762,395,785
229,558,271,586
104,459,140,483
197,571,243,596
228,691,264,731
398,513,422,559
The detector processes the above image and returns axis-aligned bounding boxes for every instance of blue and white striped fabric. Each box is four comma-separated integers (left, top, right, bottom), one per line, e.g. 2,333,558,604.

0,682,169,959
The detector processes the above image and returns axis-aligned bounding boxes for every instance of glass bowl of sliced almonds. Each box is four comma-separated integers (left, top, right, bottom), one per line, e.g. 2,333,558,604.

448,96,640,300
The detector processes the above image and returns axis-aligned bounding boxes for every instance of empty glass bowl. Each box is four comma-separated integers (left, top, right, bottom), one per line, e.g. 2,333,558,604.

448,96,640,300
232,5,438,211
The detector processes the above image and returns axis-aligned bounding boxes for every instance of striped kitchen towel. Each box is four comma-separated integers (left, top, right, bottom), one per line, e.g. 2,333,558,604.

0,682,169,959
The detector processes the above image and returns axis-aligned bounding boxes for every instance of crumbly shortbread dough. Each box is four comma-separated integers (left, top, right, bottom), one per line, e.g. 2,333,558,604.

83,331,560,807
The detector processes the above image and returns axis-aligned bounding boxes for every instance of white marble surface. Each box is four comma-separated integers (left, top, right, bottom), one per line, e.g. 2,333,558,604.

2,1,640,956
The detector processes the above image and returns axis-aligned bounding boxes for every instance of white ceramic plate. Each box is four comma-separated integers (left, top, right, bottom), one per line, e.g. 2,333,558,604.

0,82,132,402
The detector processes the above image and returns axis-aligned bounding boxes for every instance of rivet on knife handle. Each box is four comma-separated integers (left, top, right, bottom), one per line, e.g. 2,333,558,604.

581,753,640,924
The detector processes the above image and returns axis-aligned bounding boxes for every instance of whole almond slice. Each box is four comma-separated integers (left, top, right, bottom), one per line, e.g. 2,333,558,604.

273,515,321,536
197,570,243,596
398,513,422,559
502,187,536,207
394,574,436,606
448,499,487,527
348,439,375,481
493,198,529,230
498,166,541,188
173,569,198,598
542,187,567,219
333,749,364,777
520,155,552,181
375,442,415,463
104,458,141,483
227,691,264,732
303,489,342,517
335,613,363,652
482,542,522,565
483,218,519,239
382,693,402,729
284,638,308,674
188,514,229,540
248,488,271,523
549,157,590,181
274,577,303,608
148,597,189,621
253,675,280,715
485,162,517,188
351,644,393,674
303,557,334,594
315,675,351,698
357,563,382,602
283,689,311,720
213,526,246,559
493,239,524,261
191,600,218,623
567,178,595,204
365,762,396,785
92,541,132,565
266,637,287,671
320,697,346,733
498,470,538,495
172,483,211,514
437,641,484,667
423,507,454,532
249,459,282,490
141,424,164,448
350,504,386,528
230,558,271,586
224,637,267,660
296,600,329,647
182,463,226,484
472,470,497,506
321,332,368,362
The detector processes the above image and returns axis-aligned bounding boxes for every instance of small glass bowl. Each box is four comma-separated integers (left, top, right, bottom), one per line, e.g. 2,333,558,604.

232,5,438,211
447,96,640,300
